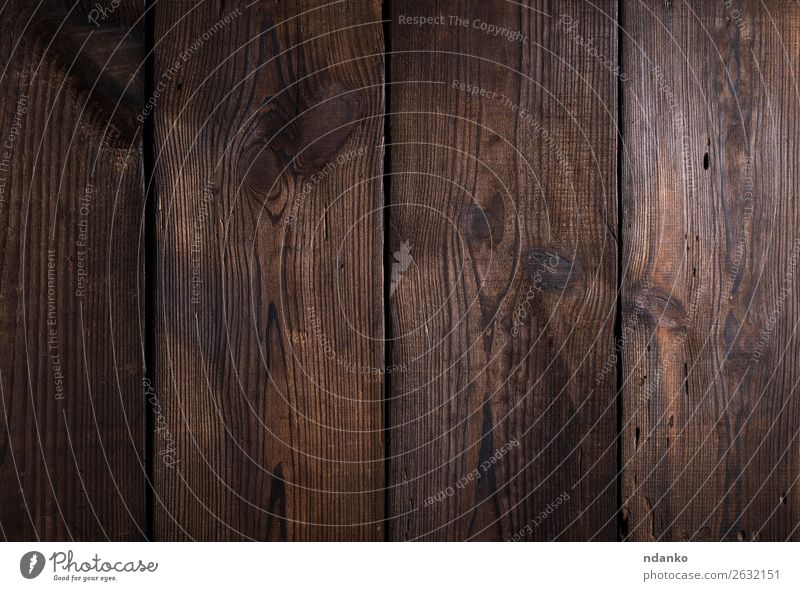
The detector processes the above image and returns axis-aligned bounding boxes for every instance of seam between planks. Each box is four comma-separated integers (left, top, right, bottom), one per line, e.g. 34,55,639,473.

615,0,626,543
382,0,393,543
143,0,157,543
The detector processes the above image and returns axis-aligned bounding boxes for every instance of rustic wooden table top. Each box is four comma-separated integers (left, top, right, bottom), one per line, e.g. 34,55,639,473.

0,0,798,542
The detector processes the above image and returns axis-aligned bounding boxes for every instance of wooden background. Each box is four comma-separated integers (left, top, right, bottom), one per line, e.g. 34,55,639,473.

0,0,799,541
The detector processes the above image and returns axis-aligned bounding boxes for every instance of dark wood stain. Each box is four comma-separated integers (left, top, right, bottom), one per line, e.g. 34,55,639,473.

621,0,800,541
387,0,618,541
152,0,385,541
0,0,145,541
1,0,799,543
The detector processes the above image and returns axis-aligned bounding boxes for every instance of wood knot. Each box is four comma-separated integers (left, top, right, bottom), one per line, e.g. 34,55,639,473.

461,193,504,244
634,286,686,329
237,104,295,208
465,207,492,241
294,81,365,174
240,143,285,199
523,248,584,295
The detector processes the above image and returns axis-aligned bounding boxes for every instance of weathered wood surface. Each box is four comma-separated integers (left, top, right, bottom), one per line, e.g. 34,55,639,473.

152,0,385,540
2,0,800,542
387,0,619,541
0,0,146,540
621,0,800,541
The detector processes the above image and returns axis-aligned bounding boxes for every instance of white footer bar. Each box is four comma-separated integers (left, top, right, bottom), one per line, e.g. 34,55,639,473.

1,542,797,590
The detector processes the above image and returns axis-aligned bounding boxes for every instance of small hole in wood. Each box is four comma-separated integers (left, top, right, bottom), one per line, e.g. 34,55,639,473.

703,153,709,170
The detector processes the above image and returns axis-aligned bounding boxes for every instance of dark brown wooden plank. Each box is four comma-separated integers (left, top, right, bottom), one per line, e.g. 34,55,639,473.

388,0,618,540
153,0,385,540
0,1,146,540
621,0,800,541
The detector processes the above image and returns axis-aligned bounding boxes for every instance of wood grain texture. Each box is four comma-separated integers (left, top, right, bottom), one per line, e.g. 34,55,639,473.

387,0,618,541
0,0,146,540
153,0,385,540
621,0,800,541
3,0,800,543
